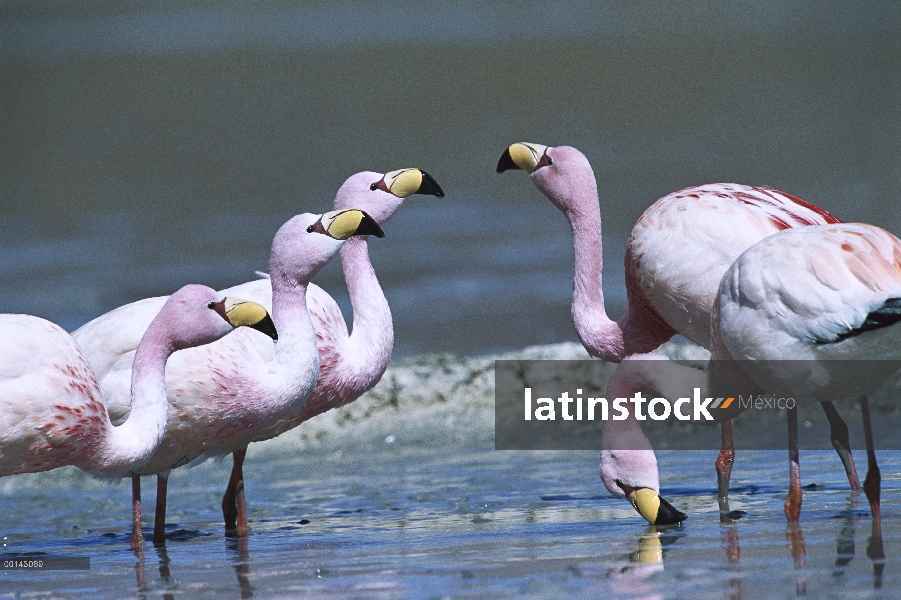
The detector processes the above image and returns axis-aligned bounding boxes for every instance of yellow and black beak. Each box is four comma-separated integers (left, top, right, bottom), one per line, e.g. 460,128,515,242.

209,298,278,341
371,168,445,198
617,480,687,526
319,209,385,239
496,142,552,173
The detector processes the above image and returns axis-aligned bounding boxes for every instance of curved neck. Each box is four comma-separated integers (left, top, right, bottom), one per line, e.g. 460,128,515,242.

565,196,624,361
338,237,393,381
271,273,319,372
93,331,172,473
269,274,319,403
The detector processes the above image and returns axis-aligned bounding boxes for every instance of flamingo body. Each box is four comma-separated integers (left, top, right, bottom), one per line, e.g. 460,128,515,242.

71,211,379,474
628,184,841,348
715,223,901,397
0,285,274,478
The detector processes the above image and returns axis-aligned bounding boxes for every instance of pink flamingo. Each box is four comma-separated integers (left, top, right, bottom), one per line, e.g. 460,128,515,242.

599,354,692,525
71,209,383,542
76,169,439,538
209,168,443,535
497,142,860,511
0,284,276,549
714,222,901,523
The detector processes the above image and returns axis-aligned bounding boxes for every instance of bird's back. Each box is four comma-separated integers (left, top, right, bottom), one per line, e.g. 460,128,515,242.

628,183,841,348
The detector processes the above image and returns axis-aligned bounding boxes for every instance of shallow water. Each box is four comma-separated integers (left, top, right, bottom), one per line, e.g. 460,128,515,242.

2,427,899,598
2,345,900,598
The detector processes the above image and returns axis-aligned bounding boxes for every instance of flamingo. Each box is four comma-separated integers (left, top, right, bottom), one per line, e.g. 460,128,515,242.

496,142,859,511
714,222,901,523
79,170,443,539
210,168,443,535
71,209,383,542
0,284,276,549
599,354,690,525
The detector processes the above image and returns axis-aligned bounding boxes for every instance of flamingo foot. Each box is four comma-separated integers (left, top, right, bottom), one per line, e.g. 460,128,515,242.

863,464,881,523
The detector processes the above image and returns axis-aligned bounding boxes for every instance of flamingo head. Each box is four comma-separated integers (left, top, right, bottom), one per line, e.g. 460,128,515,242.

154,284,277,350
496,143,597,216
270,210,384,284
599,448,686,526
333,170,444,225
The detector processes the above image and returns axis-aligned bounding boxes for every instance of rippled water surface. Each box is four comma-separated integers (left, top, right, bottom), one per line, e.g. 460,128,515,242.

3,426,900,599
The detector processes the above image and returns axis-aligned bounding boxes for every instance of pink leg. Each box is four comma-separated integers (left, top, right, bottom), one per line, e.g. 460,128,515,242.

785,405,802,523
131,475,145,550
153,473,168,545
223,448,251,536
716,419,735,519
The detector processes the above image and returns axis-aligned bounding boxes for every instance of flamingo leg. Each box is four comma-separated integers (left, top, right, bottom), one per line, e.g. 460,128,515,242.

716,419,735,518
131,475,146,550
223,448,251,536
860,394,885,589
820,401,861,491
153,473,169,545
859,395,881,523
785,405,802,523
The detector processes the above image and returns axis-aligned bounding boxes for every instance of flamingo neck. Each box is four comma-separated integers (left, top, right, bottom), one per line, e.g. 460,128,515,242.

336,237,393,388
268,273,319,410
94,329,172,473
565,196,624,361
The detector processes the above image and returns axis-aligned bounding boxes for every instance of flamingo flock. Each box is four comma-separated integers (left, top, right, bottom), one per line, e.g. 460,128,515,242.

0,144,894,553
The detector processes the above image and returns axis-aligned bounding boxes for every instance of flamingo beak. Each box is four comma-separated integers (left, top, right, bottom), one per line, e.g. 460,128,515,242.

320,209,386,239
211,298,279,341
617,480,687,525
373,169,445,198
496,142,551,173
629,488,687,526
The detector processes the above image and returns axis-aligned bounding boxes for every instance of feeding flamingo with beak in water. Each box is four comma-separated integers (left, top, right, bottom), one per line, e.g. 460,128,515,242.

599,354,692,526
497,142,869,520
714,222,901,523
0,284,276,549
71,209,383,543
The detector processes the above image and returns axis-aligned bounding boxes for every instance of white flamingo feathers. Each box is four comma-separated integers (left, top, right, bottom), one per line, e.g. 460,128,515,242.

497,142,850,515
0,284,276,548
714,222,901,523
71,209,383,542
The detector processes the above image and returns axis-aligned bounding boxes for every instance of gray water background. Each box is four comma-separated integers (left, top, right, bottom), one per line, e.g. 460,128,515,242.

3,1,900,357
2,2,901,598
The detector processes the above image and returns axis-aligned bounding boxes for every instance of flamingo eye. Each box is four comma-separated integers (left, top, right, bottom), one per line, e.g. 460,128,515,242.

546,156,553,166
306,225,315,233
207,301,216,309
370,183,378,191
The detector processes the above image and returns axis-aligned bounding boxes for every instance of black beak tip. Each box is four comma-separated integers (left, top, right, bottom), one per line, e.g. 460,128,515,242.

496,148,520,173
654,498,687,525
255,314,279,341
359,211,386,238
418,170,445,198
